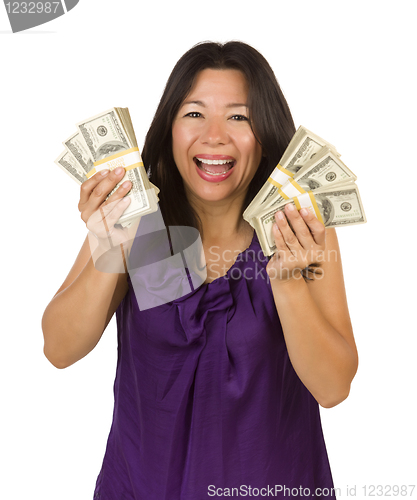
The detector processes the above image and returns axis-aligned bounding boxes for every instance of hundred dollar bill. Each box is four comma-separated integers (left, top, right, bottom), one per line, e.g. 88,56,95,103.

252,183,366,256
55,149,160,198
249,146,356,219
55,150,87,185
243,126,339,222
76,107,157,226
63,131,94,175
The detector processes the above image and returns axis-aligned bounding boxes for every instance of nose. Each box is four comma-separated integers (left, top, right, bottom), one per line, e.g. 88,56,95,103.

199,117,229,146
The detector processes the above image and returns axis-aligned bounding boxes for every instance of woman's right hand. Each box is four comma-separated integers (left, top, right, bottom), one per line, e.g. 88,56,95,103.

79,166,132,247
78,166,139,273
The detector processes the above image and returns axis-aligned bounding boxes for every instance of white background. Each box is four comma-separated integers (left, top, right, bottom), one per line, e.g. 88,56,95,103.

1,1,416,498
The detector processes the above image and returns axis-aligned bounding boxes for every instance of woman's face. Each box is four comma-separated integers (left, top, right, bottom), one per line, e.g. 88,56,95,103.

172,68,262,205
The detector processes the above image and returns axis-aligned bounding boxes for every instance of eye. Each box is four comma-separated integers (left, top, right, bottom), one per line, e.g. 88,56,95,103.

230,114,249,121
184,112,202,118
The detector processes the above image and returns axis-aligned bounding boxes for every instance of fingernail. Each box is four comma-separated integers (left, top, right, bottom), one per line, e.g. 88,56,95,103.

277,210,285,220
300,208,309,216
115,167,125,175
121,196,130,204
101,169,109,176
122,181,131,188
287,203,295,211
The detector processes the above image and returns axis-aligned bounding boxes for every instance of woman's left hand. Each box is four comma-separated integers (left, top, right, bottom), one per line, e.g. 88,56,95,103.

266,203,326,283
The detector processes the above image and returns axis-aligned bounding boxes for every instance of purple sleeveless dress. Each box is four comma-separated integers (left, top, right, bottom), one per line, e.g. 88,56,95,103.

93,224,336,499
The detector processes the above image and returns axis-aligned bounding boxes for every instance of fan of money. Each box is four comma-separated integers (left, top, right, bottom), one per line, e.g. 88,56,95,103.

243,126,366,256
55,107,159,228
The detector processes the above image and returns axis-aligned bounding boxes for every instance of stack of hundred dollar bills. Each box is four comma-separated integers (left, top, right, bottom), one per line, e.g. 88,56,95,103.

55,107,159,227
243,126,366,256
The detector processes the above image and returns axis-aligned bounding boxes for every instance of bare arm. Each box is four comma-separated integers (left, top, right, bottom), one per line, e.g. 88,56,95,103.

267,205,358,408
42,236,128,368
42,167,135,369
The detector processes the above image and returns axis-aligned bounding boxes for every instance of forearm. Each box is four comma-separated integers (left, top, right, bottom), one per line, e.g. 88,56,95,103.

271,276,358,408
42,255,125,369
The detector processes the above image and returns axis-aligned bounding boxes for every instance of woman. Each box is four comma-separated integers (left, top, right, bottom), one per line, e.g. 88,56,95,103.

42,41,358,499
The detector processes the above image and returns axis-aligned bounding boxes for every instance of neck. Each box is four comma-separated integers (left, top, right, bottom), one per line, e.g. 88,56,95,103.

186,190,250,242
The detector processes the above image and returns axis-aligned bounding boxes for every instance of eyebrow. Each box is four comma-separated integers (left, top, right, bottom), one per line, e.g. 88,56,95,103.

181,100,248,108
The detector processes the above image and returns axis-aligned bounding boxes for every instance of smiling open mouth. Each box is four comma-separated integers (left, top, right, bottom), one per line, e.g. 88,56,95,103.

194,157,236,175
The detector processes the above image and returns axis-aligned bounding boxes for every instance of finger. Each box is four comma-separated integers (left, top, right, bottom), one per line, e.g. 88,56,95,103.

299,207,326,246
283,203,316,249
81,173,130,225
104,179,132,207
272,218,291,257
87,197,131,236
79,169,111,205
268,222,296,281
84,167,127,211
274,206,301,254
102,196,132,231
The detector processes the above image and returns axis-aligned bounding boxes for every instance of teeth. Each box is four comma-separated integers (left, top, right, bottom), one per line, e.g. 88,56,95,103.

202,169,231,175
196,158,234,165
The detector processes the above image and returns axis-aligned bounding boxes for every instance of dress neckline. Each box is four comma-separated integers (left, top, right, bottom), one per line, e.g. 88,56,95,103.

203,229,258,286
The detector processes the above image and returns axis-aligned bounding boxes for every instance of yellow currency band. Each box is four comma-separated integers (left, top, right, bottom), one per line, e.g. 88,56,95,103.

293,197,302,211
267,163,294,188
308,191,324,224
276,163,293,177
86,147,144,179
292,192,324,225
277,179,306,200
268,178,282,189
278,190,288,200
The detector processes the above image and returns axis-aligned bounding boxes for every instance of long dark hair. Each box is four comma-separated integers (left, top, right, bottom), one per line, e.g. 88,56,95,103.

142,41,296,232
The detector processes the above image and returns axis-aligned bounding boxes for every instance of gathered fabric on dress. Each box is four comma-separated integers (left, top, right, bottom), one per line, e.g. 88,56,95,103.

93,230,336,500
